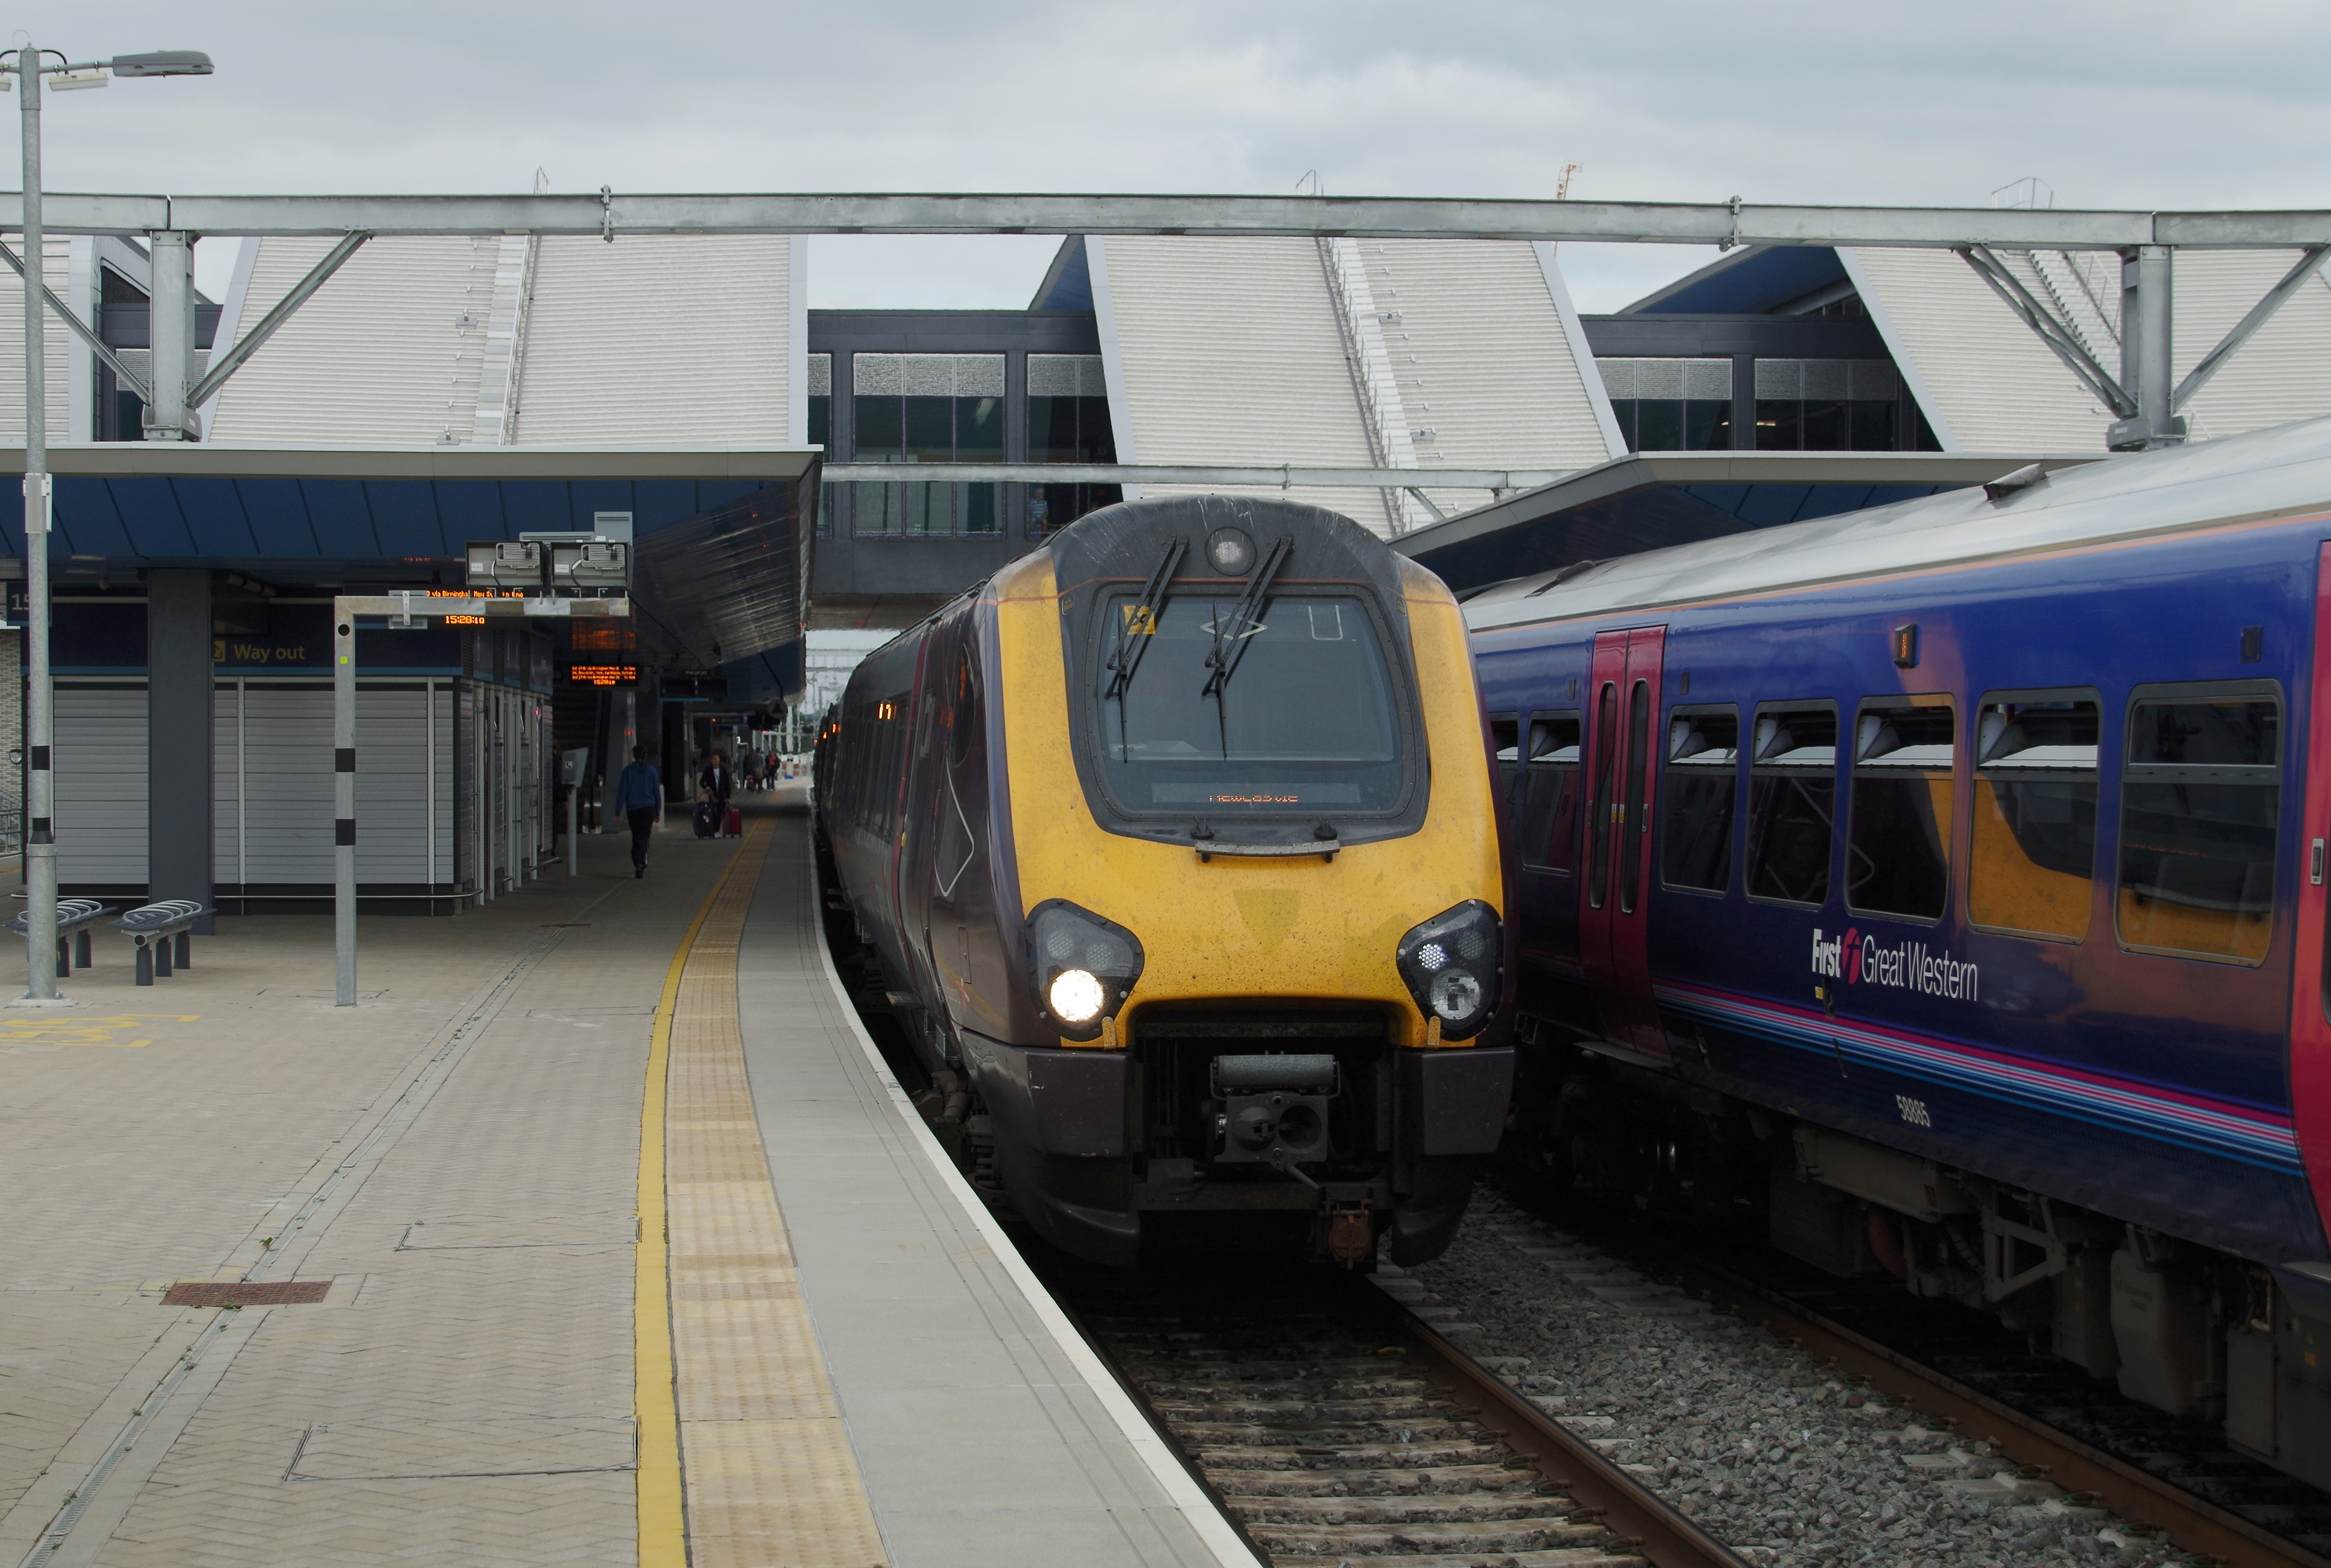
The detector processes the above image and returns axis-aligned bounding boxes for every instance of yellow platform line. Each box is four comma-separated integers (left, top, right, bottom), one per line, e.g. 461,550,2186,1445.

647,820,888,1568
638,845,728,1568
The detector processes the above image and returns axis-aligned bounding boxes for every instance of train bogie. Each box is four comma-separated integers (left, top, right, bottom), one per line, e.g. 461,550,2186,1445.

819,496,1513,1269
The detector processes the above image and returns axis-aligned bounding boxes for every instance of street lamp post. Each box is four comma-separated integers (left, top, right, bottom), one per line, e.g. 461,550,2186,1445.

5,44,210,1005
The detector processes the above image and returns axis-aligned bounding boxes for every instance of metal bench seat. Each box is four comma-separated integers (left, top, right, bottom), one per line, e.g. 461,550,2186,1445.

5,896,117,977
110,900,210,985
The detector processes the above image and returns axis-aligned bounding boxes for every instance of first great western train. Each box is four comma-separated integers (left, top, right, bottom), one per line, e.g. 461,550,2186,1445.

1464,417,2331,1495
816,495,1511,1268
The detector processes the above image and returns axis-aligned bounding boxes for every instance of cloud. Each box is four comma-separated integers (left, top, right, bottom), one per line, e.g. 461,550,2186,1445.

11,0,2329,311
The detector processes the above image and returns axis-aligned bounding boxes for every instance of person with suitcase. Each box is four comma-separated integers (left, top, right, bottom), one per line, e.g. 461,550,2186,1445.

699,751,737,837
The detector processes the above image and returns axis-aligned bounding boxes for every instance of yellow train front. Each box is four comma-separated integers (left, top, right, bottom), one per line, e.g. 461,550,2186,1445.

818,496,1511,1267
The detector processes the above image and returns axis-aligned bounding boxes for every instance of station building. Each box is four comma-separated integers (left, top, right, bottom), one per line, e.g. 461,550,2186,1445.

7,222,2331,911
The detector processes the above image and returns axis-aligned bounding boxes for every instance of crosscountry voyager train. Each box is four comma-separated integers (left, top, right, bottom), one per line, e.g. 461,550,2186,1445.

817,496,1512,1268
1466,416,2331,1489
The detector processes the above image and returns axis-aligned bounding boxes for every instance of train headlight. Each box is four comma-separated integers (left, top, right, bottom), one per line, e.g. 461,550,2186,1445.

1395,901,1500,1039
1428,969,1482,1021
1026,900,1145,1041
1207,527,1255,575
1048,969,1106,1024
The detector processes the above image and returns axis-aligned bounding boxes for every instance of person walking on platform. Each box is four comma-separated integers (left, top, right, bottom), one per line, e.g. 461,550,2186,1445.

613,745,664,878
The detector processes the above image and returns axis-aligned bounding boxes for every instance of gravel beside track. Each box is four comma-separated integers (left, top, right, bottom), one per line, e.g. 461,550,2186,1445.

1404,1191,2197,1568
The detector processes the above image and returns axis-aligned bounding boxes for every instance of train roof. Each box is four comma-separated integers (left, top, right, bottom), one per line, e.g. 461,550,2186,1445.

1461,415,2331,632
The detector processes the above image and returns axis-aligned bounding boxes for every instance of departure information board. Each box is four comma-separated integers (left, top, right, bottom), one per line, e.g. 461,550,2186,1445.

566,663,639,686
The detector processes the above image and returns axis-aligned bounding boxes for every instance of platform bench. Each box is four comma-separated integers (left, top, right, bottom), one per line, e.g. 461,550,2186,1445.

111,900,210,985
4,897,118,977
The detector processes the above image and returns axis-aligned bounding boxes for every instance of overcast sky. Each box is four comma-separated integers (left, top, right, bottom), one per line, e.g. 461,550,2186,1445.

10,0,2329,313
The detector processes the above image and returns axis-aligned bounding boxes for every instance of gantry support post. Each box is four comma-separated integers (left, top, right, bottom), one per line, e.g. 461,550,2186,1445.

2110,245,2186,452
145,230,196,439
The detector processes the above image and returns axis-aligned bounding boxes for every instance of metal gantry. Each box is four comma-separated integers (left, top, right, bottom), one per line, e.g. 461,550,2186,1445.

10,188,2331,467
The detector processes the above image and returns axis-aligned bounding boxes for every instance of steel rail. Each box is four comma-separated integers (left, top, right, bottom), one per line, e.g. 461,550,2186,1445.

5,190,2331,249
1350,1279,1751,1568
1641,1249,2331,1568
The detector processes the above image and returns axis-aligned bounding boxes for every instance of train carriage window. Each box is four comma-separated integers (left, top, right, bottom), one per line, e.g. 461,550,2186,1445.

1618,681,1653,914
1745,702,1838,907
1586,682,1621,908
1520,711,1582,873
1094,590,1406,815
947,648,980,769
1660,706,1739,893
1846,700,1956,923
1489,713,1521,811
1968,693,2099,942
2117,684,2281,964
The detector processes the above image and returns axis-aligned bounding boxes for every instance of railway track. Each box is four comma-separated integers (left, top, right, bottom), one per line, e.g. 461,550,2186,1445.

1042,1256,1747,1568
1470,1180,2331,1568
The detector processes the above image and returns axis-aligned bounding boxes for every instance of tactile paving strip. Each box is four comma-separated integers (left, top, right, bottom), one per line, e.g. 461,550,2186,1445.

664,823,889,1568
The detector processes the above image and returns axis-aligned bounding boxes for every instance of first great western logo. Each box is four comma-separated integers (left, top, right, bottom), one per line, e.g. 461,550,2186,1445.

1812,926,1979,1002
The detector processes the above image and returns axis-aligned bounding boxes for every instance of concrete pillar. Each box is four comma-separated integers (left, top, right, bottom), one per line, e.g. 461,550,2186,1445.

147,569,213,930
145,232,198,440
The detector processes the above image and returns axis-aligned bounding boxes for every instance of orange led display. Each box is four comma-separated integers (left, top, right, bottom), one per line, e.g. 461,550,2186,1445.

568,663,639,686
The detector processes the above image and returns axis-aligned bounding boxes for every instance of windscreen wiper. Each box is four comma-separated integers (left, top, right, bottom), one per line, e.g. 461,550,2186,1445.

1201,535,1292,701
1105,537,1186,700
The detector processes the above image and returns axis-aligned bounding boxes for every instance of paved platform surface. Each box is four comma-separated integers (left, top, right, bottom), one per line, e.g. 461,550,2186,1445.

0,794,1249,1567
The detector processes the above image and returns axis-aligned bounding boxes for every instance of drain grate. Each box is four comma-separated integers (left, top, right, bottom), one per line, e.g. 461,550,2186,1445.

163,1280,332,1307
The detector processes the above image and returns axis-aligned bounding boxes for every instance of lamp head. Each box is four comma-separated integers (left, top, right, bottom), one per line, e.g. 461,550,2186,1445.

108,50,214,77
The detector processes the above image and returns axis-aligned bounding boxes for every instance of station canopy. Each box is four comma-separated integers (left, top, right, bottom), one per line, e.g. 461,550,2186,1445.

0,444,819,691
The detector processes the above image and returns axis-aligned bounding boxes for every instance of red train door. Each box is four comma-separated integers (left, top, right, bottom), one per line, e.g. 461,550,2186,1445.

1578,626,1669,1059
2289,544,2331,1234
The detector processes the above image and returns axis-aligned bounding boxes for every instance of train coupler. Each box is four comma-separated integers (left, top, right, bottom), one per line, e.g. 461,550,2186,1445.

1326,1203,1374,1267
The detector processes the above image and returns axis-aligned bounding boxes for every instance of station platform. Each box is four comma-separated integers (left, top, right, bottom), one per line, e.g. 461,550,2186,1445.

0,797,1252,1568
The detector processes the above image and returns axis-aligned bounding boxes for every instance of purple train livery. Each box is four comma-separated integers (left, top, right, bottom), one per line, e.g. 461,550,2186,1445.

1465,417,2331,1489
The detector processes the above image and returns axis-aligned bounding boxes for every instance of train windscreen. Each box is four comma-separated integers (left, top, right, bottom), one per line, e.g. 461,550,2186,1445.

1095,592,1404,814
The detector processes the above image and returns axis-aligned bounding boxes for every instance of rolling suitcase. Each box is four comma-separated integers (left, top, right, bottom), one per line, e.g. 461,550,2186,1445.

693,800,719,839
723,806,744,838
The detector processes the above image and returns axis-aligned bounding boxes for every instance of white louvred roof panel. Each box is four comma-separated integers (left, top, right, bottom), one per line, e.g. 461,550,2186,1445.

1098,235,1387,529
0,237,81,443
2173,251,2331,441
1842,245,2115,453
207,237,485,445
1357,238,1613,515
518,236,791,445
1098,236,1609,536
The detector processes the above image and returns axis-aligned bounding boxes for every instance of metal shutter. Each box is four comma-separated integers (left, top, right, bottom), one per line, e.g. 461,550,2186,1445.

55,683,148,886
215,681,456,885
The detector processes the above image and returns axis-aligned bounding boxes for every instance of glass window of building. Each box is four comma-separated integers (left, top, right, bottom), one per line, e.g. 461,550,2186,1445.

1755,359,1906,451
808,353,832,536
1598,358,1731,452
1027,353,1120,536
851,353,1006,537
